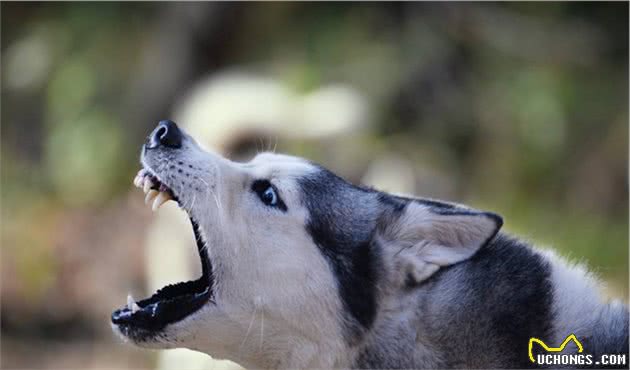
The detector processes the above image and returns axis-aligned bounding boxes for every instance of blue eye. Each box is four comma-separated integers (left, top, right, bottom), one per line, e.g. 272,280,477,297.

261,187,277,206
251,180,287,211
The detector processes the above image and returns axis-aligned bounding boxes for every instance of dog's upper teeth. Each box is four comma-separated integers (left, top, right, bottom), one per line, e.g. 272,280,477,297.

143,178,153,194
133,169,147,188
145,189,159,204
133,175,142,188
134,170,173,211
152,192,172,211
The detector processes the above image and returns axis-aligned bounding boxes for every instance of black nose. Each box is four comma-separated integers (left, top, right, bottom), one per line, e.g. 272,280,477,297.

147,120,182,149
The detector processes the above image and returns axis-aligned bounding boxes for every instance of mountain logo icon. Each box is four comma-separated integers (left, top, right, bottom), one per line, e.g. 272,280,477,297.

528,334,584,363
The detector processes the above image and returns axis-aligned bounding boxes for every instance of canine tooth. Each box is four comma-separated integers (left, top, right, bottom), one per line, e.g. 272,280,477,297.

127,293,141,313
152,192,171,211
127,294,135,309
131,302,141,313
143,179,153,193
145,190,159,204
133,175,143,188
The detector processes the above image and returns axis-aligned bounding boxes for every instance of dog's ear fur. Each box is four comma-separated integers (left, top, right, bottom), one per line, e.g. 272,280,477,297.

383,200,503,286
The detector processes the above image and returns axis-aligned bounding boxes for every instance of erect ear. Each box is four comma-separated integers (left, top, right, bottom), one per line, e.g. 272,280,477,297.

385,200,503,285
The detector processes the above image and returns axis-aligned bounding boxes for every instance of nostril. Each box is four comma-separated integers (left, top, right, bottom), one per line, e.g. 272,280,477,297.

156,127,167,139
147,120,182,149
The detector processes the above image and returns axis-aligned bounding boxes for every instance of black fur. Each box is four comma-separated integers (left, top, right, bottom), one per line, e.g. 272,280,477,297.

376,192,408,214
298,167,385,343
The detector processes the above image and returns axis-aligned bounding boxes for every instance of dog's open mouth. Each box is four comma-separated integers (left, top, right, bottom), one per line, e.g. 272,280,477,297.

111,169,214,332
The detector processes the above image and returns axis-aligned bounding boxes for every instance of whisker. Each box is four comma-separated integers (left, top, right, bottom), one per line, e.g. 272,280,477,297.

259,304,265,351
258,137,264,154
197,177,224,213
239,305,258,351
196,176,225,236
189,193,196,213
267,135,273,152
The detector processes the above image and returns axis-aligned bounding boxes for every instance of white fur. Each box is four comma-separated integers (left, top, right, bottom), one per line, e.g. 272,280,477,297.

136,145,349,368
539,249,610,350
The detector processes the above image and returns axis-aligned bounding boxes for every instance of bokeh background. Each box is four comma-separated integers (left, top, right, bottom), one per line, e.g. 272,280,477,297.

1,2,628,369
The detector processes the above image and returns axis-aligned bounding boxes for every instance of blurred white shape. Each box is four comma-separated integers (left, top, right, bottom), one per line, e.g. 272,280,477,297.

362,154,417,196
173,71,368,149
157,348,236,370
295,84,367,138
413,164,457,200
145,202,199,294
175,73,291,147
5,34,51,90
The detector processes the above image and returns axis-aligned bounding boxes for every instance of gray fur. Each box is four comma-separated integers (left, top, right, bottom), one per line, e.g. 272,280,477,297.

294,165,628,369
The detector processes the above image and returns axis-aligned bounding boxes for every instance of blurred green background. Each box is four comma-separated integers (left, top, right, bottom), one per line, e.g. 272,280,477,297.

1,2,628,369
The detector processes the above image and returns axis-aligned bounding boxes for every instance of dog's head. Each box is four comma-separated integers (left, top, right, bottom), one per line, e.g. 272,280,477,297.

111,120,502,367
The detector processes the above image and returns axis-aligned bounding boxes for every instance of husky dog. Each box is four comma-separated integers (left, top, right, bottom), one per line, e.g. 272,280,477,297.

112,120,629,369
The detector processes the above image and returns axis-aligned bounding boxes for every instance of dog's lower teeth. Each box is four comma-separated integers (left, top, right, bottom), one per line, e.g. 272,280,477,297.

152,192,171,211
